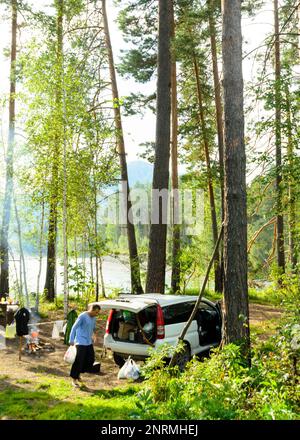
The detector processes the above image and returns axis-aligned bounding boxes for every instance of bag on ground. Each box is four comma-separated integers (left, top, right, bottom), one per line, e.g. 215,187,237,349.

52,320,64,339
5,322,16,339
118,356,140,380
64,345,77,364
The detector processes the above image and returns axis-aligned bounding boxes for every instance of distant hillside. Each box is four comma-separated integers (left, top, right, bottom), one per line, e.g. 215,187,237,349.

127,160,153,185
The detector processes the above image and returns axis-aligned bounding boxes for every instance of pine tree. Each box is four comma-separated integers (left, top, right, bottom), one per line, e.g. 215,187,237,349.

146,0,172,293
101,0,143,294
222,0,251,360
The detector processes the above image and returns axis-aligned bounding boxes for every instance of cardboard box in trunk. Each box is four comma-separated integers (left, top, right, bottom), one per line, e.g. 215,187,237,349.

118,322,136,340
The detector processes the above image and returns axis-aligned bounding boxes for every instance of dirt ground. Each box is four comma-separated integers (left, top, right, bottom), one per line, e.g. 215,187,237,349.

249,303,282,326
0,304,283,393
0,312,122,393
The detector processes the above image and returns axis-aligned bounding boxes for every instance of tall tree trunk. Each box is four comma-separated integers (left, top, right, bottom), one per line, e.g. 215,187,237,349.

208,0,225,292
0,0,17,299
13,195,29,307
99,255,106,298
94,179,99,301
82,237,86,287
36,199,45,311
170,2,180,293
74,234,79,298
93,180,106,299
274,0,286,278
44,199,58,301
89,237,94,287
285,84,297,270
95,247,99,300
146,0,172,293
298,3,300,60
193,56,222,293
58,0,69,318
101,0,143,294
44,0,64,301
222,0,250,360
9,248,21,302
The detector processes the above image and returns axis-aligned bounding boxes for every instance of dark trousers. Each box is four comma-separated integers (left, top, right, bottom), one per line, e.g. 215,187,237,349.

70,345,100,379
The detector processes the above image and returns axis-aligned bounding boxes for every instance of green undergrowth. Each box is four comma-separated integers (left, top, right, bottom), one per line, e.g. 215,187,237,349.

130,293,300,420
183,286,285,307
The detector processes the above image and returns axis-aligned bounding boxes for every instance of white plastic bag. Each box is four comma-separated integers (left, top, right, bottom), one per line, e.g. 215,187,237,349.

52,320,64,339
64,345,77,364
0,325,6,349
118,356,140,380
52,323,60,339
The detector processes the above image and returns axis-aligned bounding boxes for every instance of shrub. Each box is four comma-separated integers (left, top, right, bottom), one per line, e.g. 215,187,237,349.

132,294,300,420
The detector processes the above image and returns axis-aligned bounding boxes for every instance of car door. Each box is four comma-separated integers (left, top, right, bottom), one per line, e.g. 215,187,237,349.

197,300,222,346
162,301,200,353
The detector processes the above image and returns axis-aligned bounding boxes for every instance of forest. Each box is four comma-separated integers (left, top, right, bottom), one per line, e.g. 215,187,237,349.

0,0,299,422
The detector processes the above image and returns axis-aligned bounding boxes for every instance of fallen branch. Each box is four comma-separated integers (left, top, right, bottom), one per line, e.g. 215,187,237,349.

264,223,277,268
247,217,276,253
169,224,224,368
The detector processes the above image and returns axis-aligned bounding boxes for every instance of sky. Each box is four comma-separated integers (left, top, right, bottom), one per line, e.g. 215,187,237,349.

0,0,296,173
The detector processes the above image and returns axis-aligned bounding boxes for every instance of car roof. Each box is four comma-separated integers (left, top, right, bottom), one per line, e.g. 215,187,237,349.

118,293,212,307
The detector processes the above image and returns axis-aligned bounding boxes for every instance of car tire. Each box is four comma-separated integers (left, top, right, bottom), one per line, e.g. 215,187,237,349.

113,353,125,368
173,343,191,372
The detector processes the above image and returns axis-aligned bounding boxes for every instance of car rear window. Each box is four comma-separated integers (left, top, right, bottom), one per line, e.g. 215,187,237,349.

163,302,196,325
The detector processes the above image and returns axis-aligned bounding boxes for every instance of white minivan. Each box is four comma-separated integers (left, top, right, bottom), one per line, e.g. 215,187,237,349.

91,294,222,369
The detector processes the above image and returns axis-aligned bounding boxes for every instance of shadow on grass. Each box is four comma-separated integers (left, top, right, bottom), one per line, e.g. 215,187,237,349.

0,378,139,420
28,366,67,377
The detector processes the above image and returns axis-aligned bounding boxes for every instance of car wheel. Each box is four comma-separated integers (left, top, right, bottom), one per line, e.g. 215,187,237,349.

113,353,125,368
173,343,191,372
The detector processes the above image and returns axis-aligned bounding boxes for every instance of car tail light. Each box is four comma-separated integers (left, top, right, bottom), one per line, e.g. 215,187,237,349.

156,304,165,339
106,309,114,334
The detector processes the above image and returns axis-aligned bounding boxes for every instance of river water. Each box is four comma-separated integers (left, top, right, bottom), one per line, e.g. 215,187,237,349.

9,255,172,297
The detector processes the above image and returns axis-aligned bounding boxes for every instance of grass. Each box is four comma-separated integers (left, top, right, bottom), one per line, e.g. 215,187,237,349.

248,287,283,306
16,379,32,385
0,375,141,420
0,375,9,380
182,286,283,307
250,319,279,338
38,295,111,319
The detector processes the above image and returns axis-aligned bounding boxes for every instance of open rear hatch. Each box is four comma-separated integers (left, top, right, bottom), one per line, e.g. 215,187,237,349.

91,297,157,313
90,298,158,345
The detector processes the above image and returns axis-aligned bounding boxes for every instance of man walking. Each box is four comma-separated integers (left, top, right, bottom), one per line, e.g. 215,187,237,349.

69,304,101,388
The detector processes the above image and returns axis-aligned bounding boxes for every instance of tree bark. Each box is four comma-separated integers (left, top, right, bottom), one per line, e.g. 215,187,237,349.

89,237,94,287
274,0,286,277
170,2,180,294
58,0,69,318
9,248,21,302
285,84,297,270
208,0,225,292
146,0,172,293
102,0,143,294
0,0,17,299
222,0,251,359
94,178,100,301
44,0,64,301
36,199,45,311
44,199,58,301
193,56,222,293
99,255,106,298
14,195,29,308
298,3,300,60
